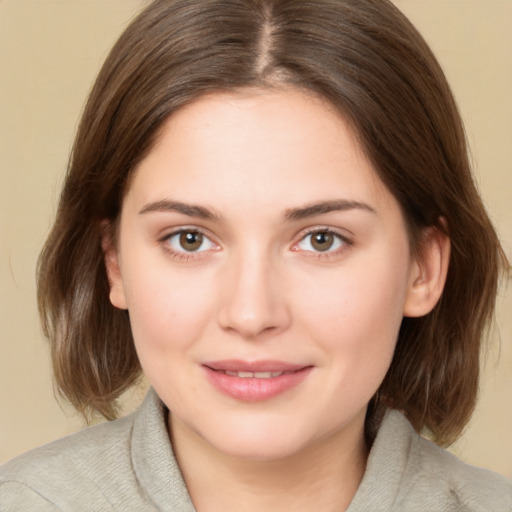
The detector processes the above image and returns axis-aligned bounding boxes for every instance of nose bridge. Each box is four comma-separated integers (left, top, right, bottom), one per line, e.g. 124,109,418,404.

217,243,289,338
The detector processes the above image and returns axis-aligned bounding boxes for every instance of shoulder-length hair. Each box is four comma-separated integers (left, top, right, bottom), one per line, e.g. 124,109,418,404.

38,0,509,446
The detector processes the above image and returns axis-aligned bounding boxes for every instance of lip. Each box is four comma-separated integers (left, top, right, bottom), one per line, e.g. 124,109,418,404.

203,360,313,402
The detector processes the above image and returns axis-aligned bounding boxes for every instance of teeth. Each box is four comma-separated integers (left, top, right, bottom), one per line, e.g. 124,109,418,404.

224,370,285,378
254,371,273,378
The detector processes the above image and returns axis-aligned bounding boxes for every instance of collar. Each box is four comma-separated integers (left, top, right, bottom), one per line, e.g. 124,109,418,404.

347,409,418,511
131,389,416,512
131,388,196,511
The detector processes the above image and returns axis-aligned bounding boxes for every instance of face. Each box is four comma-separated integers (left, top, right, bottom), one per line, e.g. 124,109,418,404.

106,88,435,461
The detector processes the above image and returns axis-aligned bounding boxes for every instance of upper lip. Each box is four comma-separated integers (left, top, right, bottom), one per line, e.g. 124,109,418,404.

203,360,309,373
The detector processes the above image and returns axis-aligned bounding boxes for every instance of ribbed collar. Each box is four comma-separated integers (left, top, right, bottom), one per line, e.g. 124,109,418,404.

132,388,196,511
347,409,417,511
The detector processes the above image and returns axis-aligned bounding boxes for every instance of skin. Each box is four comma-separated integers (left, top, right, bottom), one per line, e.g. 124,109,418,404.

104,88,449,511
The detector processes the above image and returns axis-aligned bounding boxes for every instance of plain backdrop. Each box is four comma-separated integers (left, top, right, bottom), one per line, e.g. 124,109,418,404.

1,0,511,478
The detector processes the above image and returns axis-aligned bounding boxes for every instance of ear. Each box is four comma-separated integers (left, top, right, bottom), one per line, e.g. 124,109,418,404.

101,222,128,310
403,223,450,318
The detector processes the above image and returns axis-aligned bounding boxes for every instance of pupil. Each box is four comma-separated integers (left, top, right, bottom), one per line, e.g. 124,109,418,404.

180,231,203,251
312,232,333,252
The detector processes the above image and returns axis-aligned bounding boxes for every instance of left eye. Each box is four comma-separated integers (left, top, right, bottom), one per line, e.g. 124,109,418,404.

296,230,346,253
166,230,216,253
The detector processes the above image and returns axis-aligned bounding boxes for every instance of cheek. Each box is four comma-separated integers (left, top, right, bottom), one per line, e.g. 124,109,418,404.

300,276,405,417
120,255,217,361
295,248,410,379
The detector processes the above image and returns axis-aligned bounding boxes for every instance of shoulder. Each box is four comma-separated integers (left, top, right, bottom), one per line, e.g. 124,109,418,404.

351,410,512,512
389,411,512,511
0,413,137,510
1,411,135,476
410,432,512,511
1,389,195,512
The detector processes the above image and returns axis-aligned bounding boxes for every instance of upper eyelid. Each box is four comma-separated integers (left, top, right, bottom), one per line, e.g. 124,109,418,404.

159,225,215,241
296,226,353,241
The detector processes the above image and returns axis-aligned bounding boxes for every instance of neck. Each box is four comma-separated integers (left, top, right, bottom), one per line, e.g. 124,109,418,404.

169,414,368,512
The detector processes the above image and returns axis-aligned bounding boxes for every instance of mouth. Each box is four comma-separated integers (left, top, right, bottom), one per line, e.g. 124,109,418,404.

202,360,313,401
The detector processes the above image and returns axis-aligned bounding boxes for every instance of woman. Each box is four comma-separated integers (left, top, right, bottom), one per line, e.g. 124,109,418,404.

1,0,510,510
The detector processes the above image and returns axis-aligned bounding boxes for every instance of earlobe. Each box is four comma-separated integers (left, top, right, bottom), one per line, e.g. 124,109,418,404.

403,224,451,318
101,224,128,310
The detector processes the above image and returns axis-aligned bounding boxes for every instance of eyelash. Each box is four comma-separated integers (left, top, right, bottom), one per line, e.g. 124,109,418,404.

159,227,352,262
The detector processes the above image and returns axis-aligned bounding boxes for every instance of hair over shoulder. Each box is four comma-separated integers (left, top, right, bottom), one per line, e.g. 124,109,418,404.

38,0,510,445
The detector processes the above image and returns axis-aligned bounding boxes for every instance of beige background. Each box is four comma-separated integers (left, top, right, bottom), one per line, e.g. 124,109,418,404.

1,0,511,478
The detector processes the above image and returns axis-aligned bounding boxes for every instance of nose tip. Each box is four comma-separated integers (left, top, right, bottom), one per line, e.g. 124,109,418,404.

219,307,280,339
217,260,290,339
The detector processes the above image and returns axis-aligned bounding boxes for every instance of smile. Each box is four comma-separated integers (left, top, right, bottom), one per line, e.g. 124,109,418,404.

203,361,313,401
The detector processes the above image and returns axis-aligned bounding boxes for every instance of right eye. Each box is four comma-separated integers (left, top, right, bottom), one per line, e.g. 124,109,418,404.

165,230,217,253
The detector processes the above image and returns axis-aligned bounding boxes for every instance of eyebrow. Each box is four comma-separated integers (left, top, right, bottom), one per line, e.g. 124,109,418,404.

284,199,376,221
138,199,220,221
138,198,376,222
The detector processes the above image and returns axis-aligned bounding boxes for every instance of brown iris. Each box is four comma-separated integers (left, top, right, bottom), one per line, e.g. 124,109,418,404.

311,231,335,252
179,231,203,251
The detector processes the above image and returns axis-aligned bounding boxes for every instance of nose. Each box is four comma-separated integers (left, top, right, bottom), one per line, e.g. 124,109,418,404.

217,250,291,339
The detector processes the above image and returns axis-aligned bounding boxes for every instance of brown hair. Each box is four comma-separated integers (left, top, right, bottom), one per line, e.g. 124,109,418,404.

38,0,509,445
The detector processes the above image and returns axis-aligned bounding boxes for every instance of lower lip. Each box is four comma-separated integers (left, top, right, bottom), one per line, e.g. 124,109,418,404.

203,366,313,402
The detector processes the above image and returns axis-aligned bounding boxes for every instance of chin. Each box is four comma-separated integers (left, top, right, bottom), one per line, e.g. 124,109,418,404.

197,414,325,462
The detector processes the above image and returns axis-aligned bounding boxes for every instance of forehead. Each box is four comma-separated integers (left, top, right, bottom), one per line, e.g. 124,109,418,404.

124,87,394,217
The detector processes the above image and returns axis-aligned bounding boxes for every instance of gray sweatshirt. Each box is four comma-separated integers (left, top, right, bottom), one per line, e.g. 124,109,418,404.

1,389,511,511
